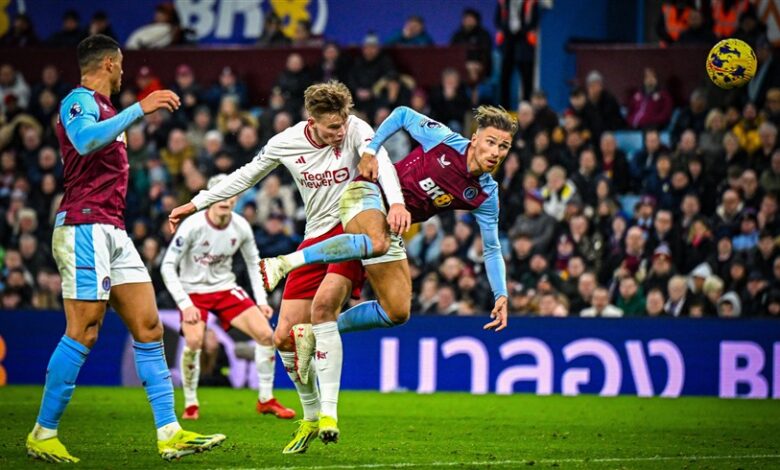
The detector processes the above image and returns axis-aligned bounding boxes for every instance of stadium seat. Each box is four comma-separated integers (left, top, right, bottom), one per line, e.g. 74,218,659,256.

613,130,643,157
619,194,641,216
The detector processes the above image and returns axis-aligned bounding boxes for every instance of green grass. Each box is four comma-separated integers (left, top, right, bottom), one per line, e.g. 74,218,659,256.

0,386,778,469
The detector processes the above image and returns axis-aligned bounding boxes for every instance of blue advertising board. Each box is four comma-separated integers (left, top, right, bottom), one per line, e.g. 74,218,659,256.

1,311,778,399
12,0,495,46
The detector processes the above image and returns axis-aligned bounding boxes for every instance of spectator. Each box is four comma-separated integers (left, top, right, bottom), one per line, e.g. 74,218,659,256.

256,13,291,47
568,87,603,139
0,64,31,116
0,13,39,47
750,122,778,174
541,165,577,221
616,275,646,316
207,66,249,111
569,271,597,315
159,129,195,181
292,20,323,48
496,0,539,106
677,9,717,44
387,15,433,46
186,106,213,150
135,66,164,101
312,42,351,84
216,95,257,137
710,0,752,39
450,8,493,73
741,169,764,210
645,288,667,316
429,68,470,133
684,217,715,272
126,2,186,49
671,88,709,145
348,33,396,114
627,67,674,130
586,70,625,131
581,287,623,317
530,90,559,134
373,72,413,115
702,275,725,316
748,36,780,108
757,192,780,233
45,10,87,47
717,291,742,317
732,102,763,155
430,285,460,315
275,53,312,114
665,275,691,316
464,57,496,107
254,213,298,258
171,64,204,122
88,11,118,40
733,209,760,252
254,174,297,223
599,132,631,194
644,244,676,295
656,1,696,44
510,190,556,254
415,273,440,313
765,88,780,129
743,270,770,315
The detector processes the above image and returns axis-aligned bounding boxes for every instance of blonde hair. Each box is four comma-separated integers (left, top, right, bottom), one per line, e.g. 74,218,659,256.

474,105,518,135
303,81,353,119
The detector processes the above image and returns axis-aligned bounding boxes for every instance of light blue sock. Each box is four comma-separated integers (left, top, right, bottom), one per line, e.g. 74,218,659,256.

36,336,90,429
337,301,395,333
301,234,373,264
133,341,177,429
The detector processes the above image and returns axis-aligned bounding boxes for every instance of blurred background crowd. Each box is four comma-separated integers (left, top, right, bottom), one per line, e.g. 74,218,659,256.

1,0,780,319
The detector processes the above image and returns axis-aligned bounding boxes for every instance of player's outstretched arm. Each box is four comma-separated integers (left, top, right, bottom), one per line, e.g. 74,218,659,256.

170,147,281,231
63,90,180,156
473,191,509,332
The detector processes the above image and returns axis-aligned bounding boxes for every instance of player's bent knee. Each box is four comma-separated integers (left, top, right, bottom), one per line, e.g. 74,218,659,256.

134,316,163,343
369,233,390,257
311,300,339,324
385,301,411,325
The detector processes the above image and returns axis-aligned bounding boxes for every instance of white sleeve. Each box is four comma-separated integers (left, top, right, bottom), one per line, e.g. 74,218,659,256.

191,146,281,210
237,219,268,305
161,222,195,310
354,119,405,206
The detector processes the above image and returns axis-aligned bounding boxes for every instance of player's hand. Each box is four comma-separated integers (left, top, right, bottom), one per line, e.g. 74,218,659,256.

483,296,508,332
140,90,181,114
358,152,379,181
387,203,411,234
182,306,201,324
258,304,274,319
169,202,197,233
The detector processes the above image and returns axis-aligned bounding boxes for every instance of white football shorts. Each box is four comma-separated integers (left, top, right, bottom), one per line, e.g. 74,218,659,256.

339,180,407,266
52,223,151,301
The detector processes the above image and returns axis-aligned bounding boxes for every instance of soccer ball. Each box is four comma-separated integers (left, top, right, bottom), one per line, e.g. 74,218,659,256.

706,38,757,89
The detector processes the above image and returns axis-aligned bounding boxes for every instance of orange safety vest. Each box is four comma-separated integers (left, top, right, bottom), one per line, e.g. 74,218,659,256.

712,0,749,38
662,4,692,41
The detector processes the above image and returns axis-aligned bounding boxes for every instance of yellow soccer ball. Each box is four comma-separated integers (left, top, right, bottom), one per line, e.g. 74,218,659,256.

706,38,757,89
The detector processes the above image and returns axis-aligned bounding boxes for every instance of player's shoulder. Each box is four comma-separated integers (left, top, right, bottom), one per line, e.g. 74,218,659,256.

60,87,98,119
177,211,206,235
267,121,307,147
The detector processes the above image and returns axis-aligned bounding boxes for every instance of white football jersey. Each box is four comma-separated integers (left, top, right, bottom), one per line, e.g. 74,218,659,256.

191,116,403,239
161,210,266,310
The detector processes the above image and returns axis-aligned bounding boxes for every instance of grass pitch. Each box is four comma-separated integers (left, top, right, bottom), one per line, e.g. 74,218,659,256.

0,386,778,469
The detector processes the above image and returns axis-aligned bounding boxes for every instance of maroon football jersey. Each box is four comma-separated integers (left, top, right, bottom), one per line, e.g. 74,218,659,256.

394,142,490,223
55,87,131,229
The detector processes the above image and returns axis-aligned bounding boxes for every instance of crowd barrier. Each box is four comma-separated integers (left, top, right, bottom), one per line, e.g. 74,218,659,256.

1,311,778,399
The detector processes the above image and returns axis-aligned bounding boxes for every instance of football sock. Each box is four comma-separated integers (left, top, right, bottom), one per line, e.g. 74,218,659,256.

35,336,89,432
284,234,373,269
132,340,180,440
312,322,342,420
180,346,201,407
280,350,320,421
255,343,276,402
337,301,395,333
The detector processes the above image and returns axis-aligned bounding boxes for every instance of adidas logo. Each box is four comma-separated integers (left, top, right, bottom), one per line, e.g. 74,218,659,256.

295,156,306,164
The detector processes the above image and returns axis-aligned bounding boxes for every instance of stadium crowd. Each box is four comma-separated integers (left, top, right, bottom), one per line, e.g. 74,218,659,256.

1,1,780,318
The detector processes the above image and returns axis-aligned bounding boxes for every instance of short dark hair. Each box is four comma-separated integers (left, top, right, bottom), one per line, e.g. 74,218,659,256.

77,34,120,70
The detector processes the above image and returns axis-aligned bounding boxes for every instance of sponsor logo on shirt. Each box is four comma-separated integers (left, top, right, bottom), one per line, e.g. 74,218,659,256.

421,119,442,129
437,154,450,168
295,156,306,164
419,177,453,208
299,167,350,189
193,253,231,266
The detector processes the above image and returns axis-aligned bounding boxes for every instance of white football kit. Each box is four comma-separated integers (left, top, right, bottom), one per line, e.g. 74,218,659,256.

160,211,267,310
191,117,403,240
